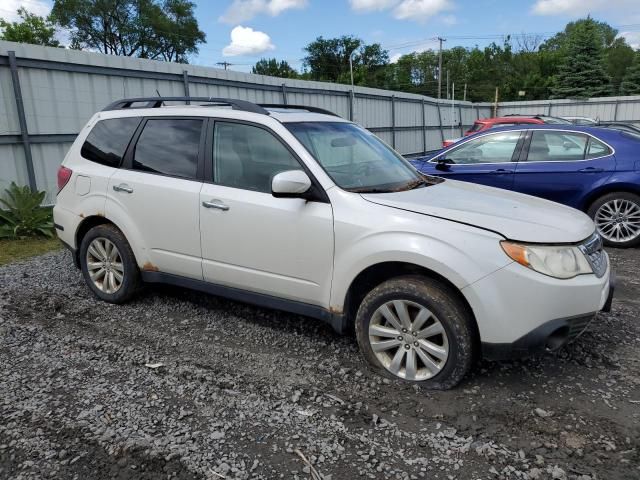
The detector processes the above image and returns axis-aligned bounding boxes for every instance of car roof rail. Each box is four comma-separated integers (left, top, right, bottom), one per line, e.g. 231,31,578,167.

259,104,341,117
102,97,269,115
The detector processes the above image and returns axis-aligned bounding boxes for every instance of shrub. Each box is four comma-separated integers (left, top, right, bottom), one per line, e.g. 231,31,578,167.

0,182,54,239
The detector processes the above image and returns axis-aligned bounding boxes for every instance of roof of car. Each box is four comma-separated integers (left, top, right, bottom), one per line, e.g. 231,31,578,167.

97,97,350,125
477,116,543,123
466,123,627,142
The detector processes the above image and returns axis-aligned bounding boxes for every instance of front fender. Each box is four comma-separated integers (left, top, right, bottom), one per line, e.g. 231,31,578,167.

330,224,511,311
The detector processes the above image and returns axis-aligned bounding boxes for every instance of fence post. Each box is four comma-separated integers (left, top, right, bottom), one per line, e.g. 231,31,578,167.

349,90,354,121
281,83,288,105
548,102,553,116
421,98,427,155
458,104,464,136
613,99,619,121
8,51,37,193
182,70,190,104
436,102,445,145
391,95,396,149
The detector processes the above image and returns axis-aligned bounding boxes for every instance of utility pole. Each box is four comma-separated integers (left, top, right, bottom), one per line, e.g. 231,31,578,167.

437,37,446,99
493,87,499,117
463,83,467,102
349,49,357,89
216,61,233,70
446,70,449,100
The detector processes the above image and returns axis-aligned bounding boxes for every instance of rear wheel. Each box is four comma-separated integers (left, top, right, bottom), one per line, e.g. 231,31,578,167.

588,192,640,248
79,224,140,303
355,276,475,390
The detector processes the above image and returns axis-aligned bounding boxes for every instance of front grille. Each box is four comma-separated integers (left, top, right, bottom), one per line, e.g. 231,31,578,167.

567,314,596,341
578,233,608,278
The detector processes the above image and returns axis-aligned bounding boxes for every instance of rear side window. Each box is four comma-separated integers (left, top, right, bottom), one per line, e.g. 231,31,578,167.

133,118,203,179
81,117,140,167
528,131,587,161
586,137,612,159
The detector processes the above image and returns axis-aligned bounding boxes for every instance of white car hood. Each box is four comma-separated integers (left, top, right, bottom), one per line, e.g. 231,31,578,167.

361,179,595,243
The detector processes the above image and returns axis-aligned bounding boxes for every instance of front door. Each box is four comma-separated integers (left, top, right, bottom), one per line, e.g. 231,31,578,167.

199,120,334,307
420,130,524,190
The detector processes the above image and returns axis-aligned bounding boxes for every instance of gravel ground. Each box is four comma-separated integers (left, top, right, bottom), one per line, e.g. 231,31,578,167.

1,248,639,480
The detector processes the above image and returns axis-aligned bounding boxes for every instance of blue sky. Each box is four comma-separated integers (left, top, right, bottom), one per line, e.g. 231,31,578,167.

2,0,640,71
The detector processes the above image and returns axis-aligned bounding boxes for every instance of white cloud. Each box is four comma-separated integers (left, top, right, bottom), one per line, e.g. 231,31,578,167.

222,25,275,57
389,52,402,63
393,0,453,22
440,13,457,25
619,31,640,49
532,0,636,16
350,0,398,12
0,0,51,22
219,0,307,24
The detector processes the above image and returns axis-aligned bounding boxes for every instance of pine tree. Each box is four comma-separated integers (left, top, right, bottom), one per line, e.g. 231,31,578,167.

551,18,612,99
620,51,640,95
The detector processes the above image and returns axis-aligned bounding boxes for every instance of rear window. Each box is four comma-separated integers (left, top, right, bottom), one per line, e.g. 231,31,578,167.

81,117,140,168
468,122,484,133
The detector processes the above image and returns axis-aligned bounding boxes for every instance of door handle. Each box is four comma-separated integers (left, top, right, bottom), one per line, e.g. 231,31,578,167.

202,199,230,211
578,167,604,173
113,184,133,193
490,168,513,174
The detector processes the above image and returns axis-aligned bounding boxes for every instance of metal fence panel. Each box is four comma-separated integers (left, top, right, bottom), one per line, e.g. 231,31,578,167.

4,40,640,201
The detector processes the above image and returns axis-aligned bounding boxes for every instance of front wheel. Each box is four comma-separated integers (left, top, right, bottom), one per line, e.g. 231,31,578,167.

355,276,476,390
588,192,640,248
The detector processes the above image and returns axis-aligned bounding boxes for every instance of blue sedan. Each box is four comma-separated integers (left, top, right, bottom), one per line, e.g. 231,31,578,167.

410,125,640,248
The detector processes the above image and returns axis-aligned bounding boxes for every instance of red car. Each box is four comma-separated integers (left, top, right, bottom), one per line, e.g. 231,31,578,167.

442,115,572,147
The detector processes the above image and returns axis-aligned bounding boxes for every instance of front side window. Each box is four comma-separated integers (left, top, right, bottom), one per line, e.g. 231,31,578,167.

132,118,203,179
527,131,588,162
286,122,422,192
213,122,301,193
81,117,140,167
437,131,522,165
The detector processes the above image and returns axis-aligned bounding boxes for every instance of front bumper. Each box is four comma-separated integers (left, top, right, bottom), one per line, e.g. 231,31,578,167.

462,249,613,359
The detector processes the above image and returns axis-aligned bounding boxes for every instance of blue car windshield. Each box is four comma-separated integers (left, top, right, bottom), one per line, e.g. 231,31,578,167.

286,122,426,192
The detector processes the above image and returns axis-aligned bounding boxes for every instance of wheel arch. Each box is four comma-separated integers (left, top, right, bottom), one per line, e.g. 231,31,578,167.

581,182,640,212
341,261,480,348
74,215,137,267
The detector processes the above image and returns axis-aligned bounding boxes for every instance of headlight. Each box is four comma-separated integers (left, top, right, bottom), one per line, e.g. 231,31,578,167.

500,241,593,279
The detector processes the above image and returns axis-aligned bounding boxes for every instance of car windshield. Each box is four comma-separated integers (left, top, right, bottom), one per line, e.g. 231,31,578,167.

286,121,429,193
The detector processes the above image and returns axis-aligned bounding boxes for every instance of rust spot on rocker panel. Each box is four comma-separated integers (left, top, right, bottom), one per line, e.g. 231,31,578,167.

142,262,159,272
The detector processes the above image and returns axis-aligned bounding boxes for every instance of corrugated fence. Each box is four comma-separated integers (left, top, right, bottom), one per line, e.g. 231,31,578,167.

1,40,639,202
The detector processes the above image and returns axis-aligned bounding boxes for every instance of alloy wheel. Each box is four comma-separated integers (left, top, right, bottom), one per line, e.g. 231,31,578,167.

368,299,449,381
595,199,640,244
86,237,124,294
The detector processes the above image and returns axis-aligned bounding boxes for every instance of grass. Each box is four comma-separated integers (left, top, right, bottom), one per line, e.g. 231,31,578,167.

0,237,63,266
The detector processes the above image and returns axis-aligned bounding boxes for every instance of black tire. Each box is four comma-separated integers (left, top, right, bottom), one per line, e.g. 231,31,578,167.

587,192,640,248
355,275,476,390
79,224,140,303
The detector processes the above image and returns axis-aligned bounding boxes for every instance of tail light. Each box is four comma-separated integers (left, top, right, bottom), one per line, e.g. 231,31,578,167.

57,165,72,194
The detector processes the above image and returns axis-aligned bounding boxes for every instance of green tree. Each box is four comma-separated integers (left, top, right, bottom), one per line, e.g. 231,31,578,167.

0,7,60,47
303,35,388,87
51,0,205,63
606,38,635,93
550,19,612,98
620,51,640,95
252,58,298,78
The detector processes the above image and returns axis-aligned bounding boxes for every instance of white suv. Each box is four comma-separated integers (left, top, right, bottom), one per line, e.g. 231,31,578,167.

54,97,614,389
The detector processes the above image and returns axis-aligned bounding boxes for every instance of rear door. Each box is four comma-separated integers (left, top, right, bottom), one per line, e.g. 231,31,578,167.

106,117,205,279
513,130,615,208
418,130,524,190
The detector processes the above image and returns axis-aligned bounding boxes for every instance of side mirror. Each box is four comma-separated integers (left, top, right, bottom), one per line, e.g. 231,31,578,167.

272,170,312,198
435,158,452,171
